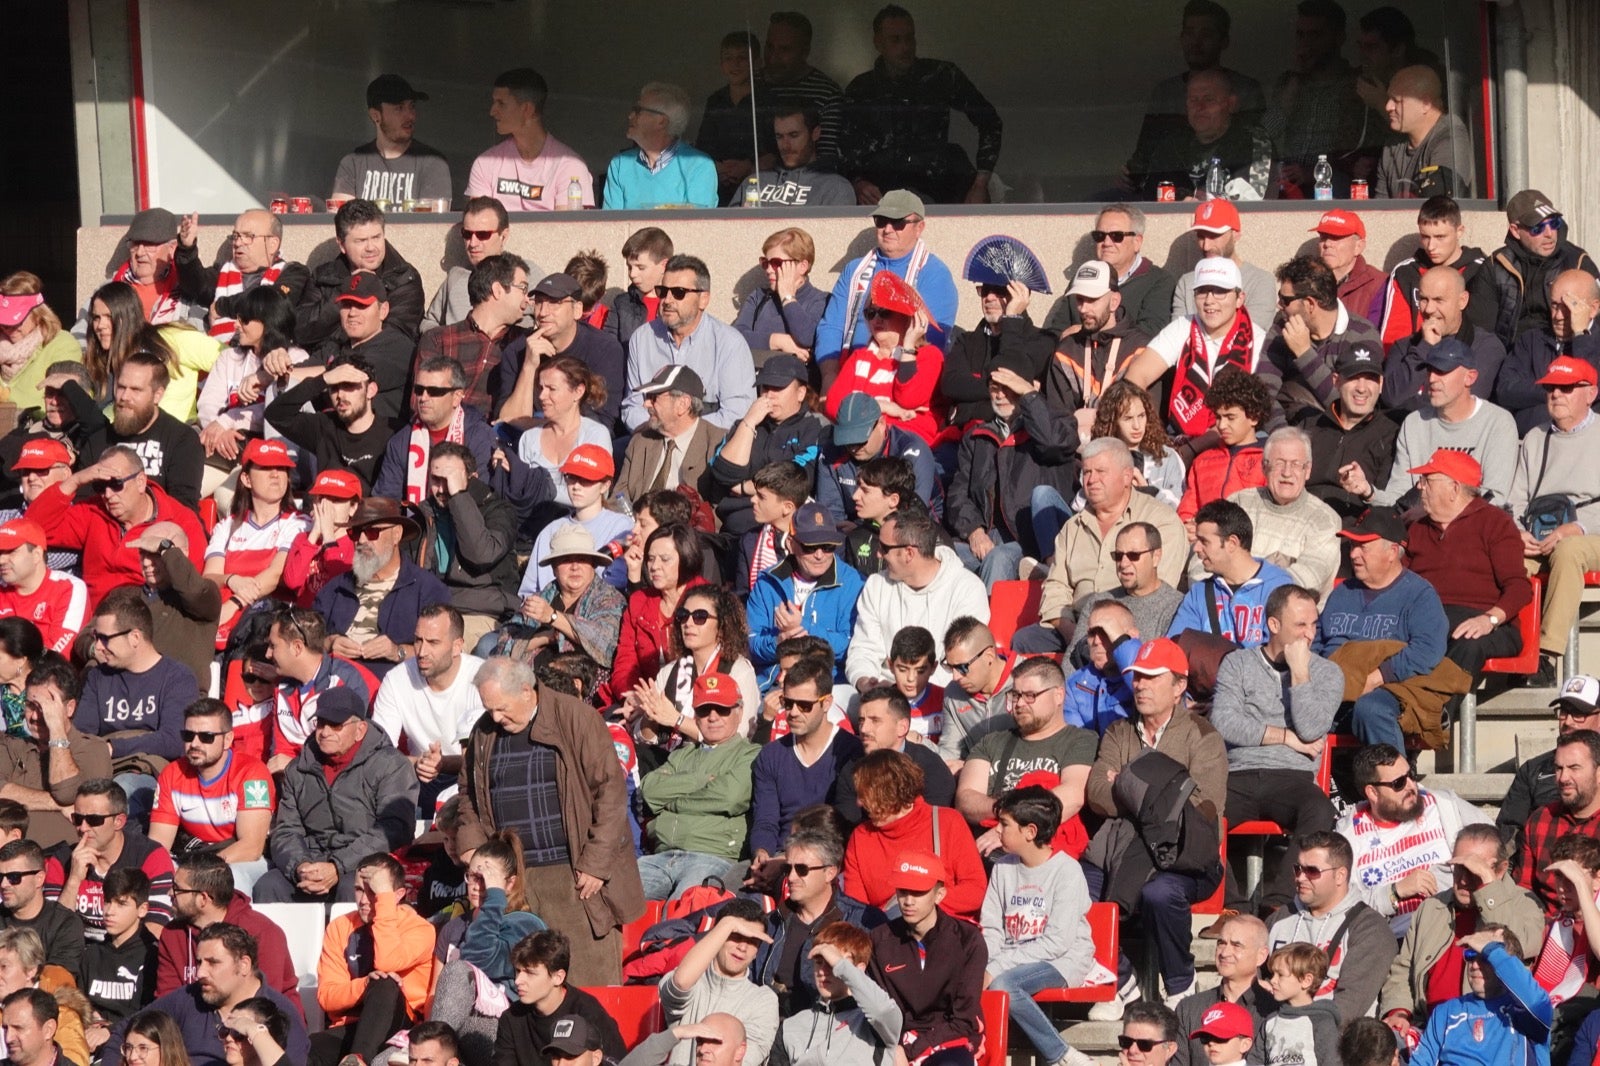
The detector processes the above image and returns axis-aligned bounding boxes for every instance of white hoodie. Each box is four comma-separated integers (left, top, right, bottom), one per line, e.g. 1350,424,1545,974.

845,545,990,687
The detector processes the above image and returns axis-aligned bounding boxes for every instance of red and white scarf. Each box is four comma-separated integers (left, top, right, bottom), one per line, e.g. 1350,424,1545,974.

1535,907,1598,1005
208,257,287,339
747,526,787,590
111,261,186,325
842,240,930,345
404,406,467,504
1169,308,1255,438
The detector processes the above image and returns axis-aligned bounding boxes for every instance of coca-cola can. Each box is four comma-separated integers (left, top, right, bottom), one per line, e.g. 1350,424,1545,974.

269,198,289,214
290,196,313,214
1350,180,1369,200
1157,182,1177,203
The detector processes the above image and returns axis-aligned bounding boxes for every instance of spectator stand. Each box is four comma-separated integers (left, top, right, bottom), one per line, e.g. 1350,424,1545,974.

1456,575,1542,773
1561,570,1600,682
1227,748,1334,904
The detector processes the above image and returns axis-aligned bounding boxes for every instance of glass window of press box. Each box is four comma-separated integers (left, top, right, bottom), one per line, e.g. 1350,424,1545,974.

87,0,1496,216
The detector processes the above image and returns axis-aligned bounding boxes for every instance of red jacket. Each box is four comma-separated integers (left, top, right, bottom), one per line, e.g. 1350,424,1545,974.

824,343,947,444
1338,255,1387,325
27,481,206,606
1179,441,1266,522
842,798,987,920
600,576,709,705
153,890,302,1013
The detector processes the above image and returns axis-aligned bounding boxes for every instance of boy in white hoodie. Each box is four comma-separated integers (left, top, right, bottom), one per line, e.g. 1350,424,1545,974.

773,920,901,1066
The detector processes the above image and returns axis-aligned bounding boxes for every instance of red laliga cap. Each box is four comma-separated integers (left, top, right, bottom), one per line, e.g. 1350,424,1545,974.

1312,209,1365,239
692,672,741,709
1537,356,1598,387
241,439,296,469
889,850,946,893
309,469,363,500
1186,198,1241,234
1190,1001,1253,1042
1406,448,1482,488
1123,637,1190,678
559,443,615,481
0,519,46,552
12,438,71,472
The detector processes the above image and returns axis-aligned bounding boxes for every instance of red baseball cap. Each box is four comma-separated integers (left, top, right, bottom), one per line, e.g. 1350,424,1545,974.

241,439,296,469
1311,209,1366,239
1407,448,1482,488
559,444,615,481
1537,356,1598,387
1123,637,1190,678
691,672,741,710
0,519,45,552
309,469,363,500
1190,1002,1253,1042
889,850,946,893
11,438,71,472
1186,198,1241,234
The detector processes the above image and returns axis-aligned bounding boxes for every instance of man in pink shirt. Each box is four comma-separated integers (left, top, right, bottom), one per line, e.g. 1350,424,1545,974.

466,67,594,212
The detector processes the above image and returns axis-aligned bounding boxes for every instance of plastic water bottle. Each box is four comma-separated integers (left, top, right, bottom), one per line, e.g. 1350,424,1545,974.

743,175,761,207
1206,157,1227,201
565,177,584,211
1313,154,1334,200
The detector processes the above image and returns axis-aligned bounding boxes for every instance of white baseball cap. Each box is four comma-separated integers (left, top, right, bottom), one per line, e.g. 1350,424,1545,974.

1193,258,1242,292
1553,675,1600,715
1066,260,1116,299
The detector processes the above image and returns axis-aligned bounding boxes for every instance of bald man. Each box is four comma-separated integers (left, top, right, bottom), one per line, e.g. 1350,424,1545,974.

620,1012,747,1066
1380,266,1506,412
1375,65,1473,200
1496,269,1600,433
174,209,311,339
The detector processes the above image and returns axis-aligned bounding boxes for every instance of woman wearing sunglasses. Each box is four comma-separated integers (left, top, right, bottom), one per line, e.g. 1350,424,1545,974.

823,271,948,446
82,280,222,422
733,228,827,362
630,584,759,756
201,439,307,650
218,997,289,1066
601,523,707,708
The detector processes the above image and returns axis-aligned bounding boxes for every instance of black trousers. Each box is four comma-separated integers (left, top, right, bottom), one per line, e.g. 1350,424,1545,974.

308,975,409,1066
1442,603,1523,681
1222,768,1338,913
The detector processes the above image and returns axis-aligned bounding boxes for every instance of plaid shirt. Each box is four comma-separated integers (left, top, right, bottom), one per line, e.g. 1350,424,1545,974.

414,316,528,419
1515,801,1600,915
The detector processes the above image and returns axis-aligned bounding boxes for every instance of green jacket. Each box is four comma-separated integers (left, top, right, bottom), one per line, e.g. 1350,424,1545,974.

640,736,760,859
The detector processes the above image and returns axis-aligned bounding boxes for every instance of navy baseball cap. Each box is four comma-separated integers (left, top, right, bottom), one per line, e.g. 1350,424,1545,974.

1419,336,1476,374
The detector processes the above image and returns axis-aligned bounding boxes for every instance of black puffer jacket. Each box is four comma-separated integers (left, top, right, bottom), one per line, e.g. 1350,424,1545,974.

946,391,1078,555
940,315,1054,426
419,478,522,620
296,244,425,349
1490,233,1598,347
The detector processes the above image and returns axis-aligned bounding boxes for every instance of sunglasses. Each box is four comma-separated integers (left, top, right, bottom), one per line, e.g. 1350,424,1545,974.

240,671,275,686
181,729,226,744
355,525,396,541
1545,382,1586,394
93,628,132,646
1092,230,1135,243
783,861,831,878
872,215,917,231
1526,216,1563,236
1277,291,1305,307
976,284,1009,299
943,644,993,677
1110,549,1151,562
1117,1036,1167,1052
1292,863,1334,879
694,704,737,718
673,608,717,626
71,812,112,827
1197,1034,1238,1046
0,869,41,885
654,285,705,300
864,306,902,321
780,695,824,712
215,1026,248,1043
461,227,500,242
758,257,797,270
91,474,136,493
876,540,912,554
412,384,456,397
1370,772,1414,792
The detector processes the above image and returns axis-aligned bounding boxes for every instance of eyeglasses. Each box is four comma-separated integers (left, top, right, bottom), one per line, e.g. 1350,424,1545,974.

241,671,276,686
71,812,112,827
758,257,797,270
694,705,737,718
1265,459,1310,472
872,216,917,231
782,861,832,878
92,628,133,646
1559,705,1600,719
780,695,824,713
91,474,136,493
229,232,267,244
1092,230,1136,244
942,644,993,677
181,729,226,743
461,227,500,242
1370,771,1414,792
876,540,913,554
673,608,717,626
654,285,705,300
1110,549,1151,562
1292,863,1334,879
1117,1036,1167,1052
123,1042,163,1058
1277,291,1305,307
1007,685,1061,706
0,870,41,885
412,384,457,397
1526,216,1563,236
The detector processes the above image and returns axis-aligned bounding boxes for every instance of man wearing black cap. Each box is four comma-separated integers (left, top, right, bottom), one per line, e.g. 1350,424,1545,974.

710,353,825,536
537,1015,609,1066
414,253,531,421
1490,189,1600,348
310,269,416,425
253,685,418,904
297,198,425,348
814,390,941,524
498,272,626,433
615,366,721,504
1260,256,1382,424
1380,266,1505,412
332,75,452,206
1296,346,1401,520
74,209,202,339
748,502,864,683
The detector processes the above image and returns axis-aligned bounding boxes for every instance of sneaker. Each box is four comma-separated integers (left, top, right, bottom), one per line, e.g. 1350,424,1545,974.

1521,654,1559,689
1018,556,1044,581
1087,976,1139,1021
1163,987,1193,1010
1051,1050,1096,1066
1199,909,1240,939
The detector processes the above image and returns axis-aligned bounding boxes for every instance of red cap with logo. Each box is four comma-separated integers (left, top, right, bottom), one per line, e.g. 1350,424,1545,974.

559,444,615,481
1537,356,1598,387
1311,209,1366,239
309,469,363,500
1186,198,1242,234
692,672,741,709
1406,448,1482,488
889,850,947,892
1123,637,1190,678
241,439,296,469
11,438,71,472
0,519,46,552
1190,1001,1253,1042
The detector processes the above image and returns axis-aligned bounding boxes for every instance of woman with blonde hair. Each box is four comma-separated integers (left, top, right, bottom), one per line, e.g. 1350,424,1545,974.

0,272,82,411
735,227,827,361
83,280,221,421
0,926,91,1066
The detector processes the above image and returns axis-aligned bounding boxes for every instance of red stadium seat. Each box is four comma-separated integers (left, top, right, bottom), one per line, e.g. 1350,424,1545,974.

1033,901,1120,1003
979,989,1010,1066
581,985,663,1048
989,580,1043,650
621,899,666,959
199,497,219,536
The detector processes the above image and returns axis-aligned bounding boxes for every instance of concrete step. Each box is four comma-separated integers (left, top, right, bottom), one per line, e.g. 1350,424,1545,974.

1422,772,1516,806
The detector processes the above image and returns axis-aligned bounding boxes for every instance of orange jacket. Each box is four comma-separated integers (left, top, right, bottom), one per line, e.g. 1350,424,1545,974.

317,892,436,1025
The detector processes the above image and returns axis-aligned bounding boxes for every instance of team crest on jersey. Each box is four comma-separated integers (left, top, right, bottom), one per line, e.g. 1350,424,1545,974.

1361,867,1384,887
219,794,236,820
1472,1018,1484,1042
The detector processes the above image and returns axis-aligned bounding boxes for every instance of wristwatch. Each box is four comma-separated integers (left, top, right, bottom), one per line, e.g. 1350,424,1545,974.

47,738,71,750
157,539,174,553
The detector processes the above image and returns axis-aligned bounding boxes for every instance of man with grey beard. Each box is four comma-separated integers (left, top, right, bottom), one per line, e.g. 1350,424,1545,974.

314,498,450,681
82,351,204,511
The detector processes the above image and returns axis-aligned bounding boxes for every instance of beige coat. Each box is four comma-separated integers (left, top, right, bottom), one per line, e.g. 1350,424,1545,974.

1086,708,1229,824
614,417,723,508
1039,488,1187,624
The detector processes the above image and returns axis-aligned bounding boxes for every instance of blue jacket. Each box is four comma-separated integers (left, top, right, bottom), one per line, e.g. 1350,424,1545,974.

1315,568,1448,684
748,556,865,682
372,405,550,520
733,284,829,354
815,423,943,523
1167,559,1295,648
813,249,959,363
1063,635,1141,734
314,556,452,679
1410,941,1551,1066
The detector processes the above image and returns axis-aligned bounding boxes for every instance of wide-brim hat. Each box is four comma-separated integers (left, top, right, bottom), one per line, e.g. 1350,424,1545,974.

348,497,420,540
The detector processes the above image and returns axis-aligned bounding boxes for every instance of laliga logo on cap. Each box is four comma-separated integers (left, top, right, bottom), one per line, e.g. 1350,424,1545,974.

900,860,929,875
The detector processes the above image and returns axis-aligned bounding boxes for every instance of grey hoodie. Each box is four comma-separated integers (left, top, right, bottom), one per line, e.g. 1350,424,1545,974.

1266,892,1398,1021
1263,999,1342,1066
773,958,903,1066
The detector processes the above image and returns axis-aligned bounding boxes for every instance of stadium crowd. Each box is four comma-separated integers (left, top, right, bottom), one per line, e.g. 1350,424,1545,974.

1,3,1596,1066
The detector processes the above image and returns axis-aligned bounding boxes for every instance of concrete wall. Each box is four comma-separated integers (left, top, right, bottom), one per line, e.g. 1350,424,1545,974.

1523,0,1600,253
74,205,1512,325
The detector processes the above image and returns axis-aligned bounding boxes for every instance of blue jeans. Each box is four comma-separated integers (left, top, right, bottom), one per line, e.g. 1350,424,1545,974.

1031,485,1072,560
952,529,1024,591
637,850,736,901
115,772,158,831
1342,688,1407,753
989,962,1072,1061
